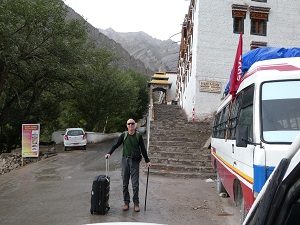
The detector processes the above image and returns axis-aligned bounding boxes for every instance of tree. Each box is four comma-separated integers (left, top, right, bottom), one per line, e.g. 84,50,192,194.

0,0,150,152
0,0,88,151
66,49,149,133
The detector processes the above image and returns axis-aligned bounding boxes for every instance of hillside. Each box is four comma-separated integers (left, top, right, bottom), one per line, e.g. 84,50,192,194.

100,28,180,72
65,6,153,76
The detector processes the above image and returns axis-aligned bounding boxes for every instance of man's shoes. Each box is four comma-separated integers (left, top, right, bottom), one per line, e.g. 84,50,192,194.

134,204,140,212
122,203,129,211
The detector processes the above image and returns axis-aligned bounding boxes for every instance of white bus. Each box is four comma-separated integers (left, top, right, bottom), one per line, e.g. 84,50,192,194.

211,57,300,221
243,133,300,225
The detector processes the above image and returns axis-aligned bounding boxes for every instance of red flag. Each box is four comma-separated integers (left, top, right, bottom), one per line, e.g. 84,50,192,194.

229,33,243,97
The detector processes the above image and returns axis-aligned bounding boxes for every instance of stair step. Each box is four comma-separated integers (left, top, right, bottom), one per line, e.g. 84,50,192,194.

149,149,211,157
149,134,210,140
151,125,209,130
145,169,216,179
149,140,202,147
150,136,200,142
149,145,203,153
149,151,209,159
150,163,214,173
149,104,214,178
150,157,208,167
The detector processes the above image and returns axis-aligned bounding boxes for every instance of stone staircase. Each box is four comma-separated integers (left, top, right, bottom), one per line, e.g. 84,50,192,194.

147,104,216,179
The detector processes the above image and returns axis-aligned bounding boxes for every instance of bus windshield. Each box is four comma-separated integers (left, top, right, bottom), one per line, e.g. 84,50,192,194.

261,80,300,143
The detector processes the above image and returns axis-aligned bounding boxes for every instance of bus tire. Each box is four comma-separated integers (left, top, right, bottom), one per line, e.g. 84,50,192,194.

240,198,247,224
234,181,246,224
216,172,227,196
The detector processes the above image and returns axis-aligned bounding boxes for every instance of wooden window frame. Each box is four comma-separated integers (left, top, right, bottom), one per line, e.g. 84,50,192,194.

251,19,267,36
233,17,244,34
232,4,247,34
250,41,267,50
250,6,270,36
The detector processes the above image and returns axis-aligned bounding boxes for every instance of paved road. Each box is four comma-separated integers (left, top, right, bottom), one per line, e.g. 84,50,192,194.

0,139,239,225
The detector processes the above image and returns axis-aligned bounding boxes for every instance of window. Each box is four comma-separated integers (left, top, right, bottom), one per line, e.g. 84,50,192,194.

213,104,230,138
251,19,267,36
239,105,254,141
220,105,230,138
212,113,220,138
231,85,254,140
213,85,255,140
233,17,244,34
250,6,270,36
261,80,300,143
227,97,242,139
67,129,84,136
213,86,254,140
232,4,247,34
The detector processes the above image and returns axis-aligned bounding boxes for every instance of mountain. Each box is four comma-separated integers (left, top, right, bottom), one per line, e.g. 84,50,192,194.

65,6,152,76
100,28,180,72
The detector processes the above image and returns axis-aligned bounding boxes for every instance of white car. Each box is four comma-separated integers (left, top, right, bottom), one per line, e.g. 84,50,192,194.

63,128,87,151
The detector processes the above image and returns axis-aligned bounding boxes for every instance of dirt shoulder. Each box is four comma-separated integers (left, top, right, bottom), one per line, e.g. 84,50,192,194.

0,145,57,175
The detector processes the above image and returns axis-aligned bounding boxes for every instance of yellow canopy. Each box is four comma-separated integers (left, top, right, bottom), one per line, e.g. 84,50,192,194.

148,79,172,87
151,74,169,80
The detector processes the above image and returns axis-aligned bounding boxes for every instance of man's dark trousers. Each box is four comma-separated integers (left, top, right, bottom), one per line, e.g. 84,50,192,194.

122,156,140,205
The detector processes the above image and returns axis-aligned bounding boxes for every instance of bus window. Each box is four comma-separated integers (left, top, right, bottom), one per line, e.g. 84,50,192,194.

228,96,242,139
219,105,229,138
261,80,300,143
239,105,254,142
212,112,221,138
213,104,230,139
229,85,254,141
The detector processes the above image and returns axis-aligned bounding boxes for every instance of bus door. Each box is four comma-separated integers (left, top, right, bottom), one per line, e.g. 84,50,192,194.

232,85,255,189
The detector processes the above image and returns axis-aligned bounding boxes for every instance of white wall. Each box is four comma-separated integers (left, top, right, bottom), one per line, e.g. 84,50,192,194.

182,0,300,120
166,72,178,102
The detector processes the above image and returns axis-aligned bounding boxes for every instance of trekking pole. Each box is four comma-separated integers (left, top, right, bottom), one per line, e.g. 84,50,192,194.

106,157,109,178
144,166,150,211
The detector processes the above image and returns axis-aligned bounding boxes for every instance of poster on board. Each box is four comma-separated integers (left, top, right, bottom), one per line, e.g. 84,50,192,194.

22,124,40,158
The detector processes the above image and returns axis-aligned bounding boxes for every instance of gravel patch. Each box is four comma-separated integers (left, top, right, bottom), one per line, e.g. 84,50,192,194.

0,146,57,175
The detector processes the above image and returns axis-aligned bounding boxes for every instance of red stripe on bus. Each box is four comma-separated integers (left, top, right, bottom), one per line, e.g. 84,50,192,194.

244,63,300,79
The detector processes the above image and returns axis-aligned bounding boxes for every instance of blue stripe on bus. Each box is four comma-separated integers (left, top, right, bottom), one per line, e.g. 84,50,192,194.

253,165,275,193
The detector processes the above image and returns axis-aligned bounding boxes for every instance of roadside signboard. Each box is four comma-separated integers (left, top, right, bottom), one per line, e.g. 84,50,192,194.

22,124,40,158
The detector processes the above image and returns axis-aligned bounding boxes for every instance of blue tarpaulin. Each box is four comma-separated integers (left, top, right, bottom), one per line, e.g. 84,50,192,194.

224,47,300,95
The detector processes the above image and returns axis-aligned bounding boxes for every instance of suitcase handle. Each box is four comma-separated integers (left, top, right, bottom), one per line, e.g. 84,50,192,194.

106,158,109,177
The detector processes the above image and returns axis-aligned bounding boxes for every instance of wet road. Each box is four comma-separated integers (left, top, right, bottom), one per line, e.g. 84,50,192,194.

0,139,239,225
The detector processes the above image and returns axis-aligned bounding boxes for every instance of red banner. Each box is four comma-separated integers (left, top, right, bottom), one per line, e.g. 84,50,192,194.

229,33,243,97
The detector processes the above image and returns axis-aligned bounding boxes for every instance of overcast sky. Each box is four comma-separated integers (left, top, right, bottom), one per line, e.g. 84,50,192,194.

63,0,190,41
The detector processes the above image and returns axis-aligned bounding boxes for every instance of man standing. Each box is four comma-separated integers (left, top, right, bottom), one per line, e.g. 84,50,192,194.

105,118,151,212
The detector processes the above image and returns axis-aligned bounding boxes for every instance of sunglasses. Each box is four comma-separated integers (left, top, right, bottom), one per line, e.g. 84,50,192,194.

127,122,135,125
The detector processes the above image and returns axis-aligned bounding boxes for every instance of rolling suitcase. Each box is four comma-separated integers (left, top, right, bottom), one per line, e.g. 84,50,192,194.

90,158,110,215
